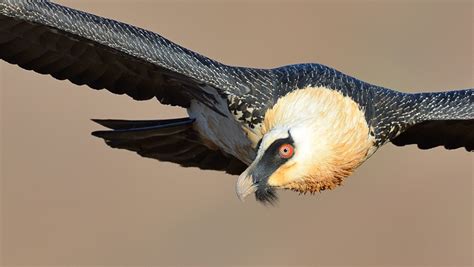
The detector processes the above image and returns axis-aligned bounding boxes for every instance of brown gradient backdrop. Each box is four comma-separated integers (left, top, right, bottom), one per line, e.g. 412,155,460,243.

1,0,473,266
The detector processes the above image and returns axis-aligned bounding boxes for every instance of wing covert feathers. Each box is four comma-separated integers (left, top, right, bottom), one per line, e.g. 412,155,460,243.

0,0,265,107
391,89,473,151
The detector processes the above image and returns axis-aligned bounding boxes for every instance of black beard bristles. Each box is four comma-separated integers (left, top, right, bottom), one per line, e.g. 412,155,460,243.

255,187,278,206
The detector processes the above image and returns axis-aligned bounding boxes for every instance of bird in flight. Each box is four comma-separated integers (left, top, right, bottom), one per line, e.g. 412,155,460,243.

1,1,472,204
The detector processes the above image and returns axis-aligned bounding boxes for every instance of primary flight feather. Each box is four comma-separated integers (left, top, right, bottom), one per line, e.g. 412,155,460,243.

1,0,472,204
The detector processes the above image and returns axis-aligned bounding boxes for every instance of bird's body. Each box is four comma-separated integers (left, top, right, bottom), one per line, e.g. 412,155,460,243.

1,0,472,203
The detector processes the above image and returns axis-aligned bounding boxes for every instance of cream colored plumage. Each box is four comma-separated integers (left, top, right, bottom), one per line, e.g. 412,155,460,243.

237,86,376,200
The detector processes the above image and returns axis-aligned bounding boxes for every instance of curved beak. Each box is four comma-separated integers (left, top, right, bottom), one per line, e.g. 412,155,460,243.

236,167,257,201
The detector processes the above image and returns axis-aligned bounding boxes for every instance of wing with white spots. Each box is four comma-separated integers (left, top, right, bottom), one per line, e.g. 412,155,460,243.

0,0,272,110
391,89,473,151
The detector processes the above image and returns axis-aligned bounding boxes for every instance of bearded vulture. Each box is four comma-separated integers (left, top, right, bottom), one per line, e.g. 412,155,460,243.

1,0,472,204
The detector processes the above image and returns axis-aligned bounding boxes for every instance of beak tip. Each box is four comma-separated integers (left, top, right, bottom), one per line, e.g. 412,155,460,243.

236,173,256,202
236,185,252,202
237,194,246,202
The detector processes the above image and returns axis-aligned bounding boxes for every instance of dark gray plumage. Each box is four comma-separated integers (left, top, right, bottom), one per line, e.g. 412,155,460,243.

1,0,472,202
91,118,247,175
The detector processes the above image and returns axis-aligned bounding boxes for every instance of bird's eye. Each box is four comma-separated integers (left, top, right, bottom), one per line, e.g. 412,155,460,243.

278,143,294,159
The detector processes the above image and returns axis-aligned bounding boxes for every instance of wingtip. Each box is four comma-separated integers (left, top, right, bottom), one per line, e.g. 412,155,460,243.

91,118,106,124
91,119,109,137
91,119,120,129
90,130,107,138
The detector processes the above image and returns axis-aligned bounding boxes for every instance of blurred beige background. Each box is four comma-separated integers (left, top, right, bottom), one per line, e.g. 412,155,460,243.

1,0,473,266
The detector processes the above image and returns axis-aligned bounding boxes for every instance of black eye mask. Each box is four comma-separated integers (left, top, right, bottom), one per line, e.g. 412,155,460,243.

251,132,294,204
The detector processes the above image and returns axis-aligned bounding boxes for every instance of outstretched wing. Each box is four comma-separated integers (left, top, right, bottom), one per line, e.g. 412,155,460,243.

0,0,273,174
390,89,473,151
91,118,248,175
0,0,263,109
391,120,474,151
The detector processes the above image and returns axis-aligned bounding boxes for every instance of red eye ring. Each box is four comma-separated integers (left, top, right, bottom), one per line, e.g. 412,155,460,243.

278,143,294,159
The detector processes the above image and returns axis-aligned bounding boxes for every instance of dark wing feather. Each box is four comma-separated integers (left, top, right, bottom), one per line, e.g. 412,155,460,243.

391,120,474,151
0,0,264,108
91,118,247,175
